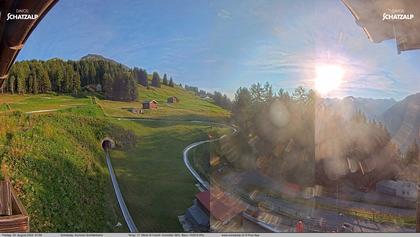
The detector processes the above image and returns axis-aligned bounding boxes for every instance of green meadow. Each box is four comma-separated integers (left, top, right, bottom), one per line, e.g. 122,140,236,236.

98,84,230,121
1,84,229,121
108,119,222,231
0,105,127,232
0,87,229,232
0,94,91,112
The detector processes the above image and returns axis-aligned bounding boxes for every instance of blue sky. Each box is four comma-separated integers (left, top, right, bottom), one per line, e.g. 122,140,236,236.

18,0,420,100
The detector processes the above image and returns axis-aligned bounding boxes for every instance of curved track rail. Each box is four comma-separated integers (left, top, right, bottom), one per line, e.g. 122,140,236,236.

108,117,234,231
182,122,236,191
105,151,138,232
24,108,235,232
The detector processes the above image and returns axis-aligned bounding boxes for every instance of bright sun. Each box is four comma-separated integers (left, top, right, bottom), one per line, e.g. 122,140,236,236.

315,64,344,94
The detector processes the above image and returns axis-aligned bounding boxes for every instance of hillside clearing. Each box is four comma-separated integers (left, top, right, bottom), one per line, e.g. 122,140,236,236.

0,86,230,231
98,85,229,121
0,94,91,112
1,85,230,122
109,119,225,231
0,106,128,232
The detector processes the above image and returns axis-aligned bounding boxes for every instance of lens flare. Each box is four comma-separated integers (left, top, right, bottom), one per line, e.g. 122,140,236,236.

315,64,344,94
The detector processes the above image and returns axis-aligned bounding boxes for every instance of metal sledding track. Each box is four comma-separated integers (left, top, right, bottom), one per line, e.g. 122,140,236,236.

105,152,138,233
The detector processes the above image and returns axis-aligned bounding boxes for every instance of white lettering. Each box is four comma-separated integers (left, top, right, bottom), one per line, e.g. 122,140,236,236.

6,13,38,21
383,12,415,21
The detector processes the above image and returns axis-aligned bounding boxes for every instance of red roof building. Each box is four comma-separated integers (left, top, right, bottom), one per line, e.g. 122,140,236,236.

142,100,158,109
196,191,210,215
210,186,248,223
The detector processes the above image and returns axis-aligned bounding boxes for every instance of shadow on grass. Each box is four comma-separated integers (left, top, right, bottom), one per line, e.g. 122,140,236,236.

70,92,105,99
109,124,214,231
114,115,228,129
129,120,218,130
5,154,122,232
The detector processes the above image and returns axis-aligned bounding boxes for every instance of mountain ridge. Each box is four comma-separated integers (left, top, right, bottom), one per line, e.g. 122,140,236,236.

80,54,129,69
381,92,420,151
322,96,396,121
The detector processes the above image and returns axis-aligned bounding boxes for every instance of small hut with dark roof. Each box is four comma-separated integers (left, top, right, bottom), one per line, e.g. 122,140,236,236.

167,96,179,103
142,100,158,109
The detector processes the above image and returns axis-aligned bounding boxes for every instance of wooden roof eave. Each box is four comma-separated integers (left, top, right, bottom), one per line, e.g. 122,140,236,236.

0,0,58,88
341,0,420,53
341,0,384,43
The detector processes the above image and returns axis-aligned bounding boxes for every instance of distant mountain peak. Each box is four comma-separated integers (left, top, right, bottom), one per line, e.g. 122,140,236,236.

404,92,420,101
80,54,129,69
344,96,355,101
382,92,420,151
322,96,397,121
81,54,112,61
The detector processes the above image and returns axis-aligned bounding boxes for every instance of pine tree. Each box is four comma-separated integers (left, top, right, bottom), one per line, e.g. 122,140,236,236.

36,63,51,93
139,69,148,87
151,72,161,88
56,63,64,92
8,75,15,94
169,77,174,87
103,73,114,99
88,62,96,84
127,73,138,101
222,94,232,109
29,73,38,94
6,58,139,100
162,74,168,86
232,87,252,133
72,71,81,94
405,140,419,165
213,91,223,106
64,64,74,93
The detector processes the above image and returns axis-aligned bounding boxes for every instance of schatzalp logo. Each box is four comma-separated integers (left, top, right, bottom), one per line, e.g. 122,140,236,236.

382,8,414,21
6,9,38,21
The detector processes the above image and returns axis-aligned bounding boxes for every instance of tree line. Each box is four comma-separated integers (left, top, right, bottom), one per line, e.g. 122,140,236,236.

132,68,174,88
4,58,234,110
4,59,177,102
219,82,402,187
404,139,419,165
183,84,232,110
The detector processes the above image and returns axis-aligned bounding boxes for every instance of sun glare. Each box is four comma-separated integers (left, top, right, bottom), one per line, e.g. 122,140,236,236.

315,64,344,95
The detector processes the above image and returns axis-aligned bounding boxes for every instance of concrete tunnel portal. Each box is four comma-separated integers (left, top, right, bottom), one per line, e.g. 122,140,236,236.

101,138,115,151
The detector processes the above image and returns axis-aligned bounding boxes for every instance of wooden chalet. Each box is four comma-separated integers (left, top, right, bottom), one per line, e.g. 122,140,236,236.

142,100,158,109
167,96,179,103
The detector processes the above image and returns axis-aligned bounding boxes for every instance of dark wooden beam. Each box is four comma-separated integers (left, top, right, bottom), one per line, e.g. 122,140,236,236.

0,0,58,88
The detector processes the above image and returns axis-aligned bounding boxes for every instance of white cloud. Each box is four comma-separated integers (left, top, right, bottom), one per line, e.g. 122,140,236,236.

217,9,231,19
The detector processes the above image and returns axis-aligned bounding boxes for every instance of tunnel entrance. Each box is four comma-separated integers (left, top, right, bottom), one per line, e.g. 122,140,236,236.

101,138,115,151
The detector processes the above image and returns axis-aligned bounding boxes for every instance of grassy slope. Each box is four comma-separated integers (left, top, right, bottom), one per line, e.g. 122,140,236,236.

0,86,230,232
0,94,91,112
98,84,230,121
109,119,224,232
1,85,229,121
0,106,127,232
